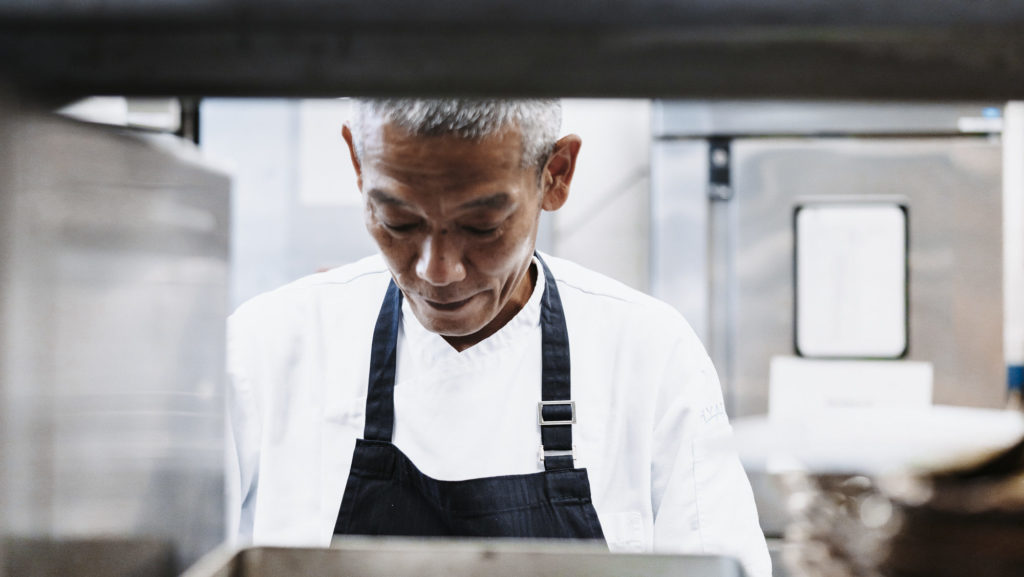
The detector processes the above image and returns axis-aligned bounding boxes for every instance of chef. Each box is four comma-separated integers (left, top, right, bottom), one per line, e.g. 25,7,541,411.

226,98,771,577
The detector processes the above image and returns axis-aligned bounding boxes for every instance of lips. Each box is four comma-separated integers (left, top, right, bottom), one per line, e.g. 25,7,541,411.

423,294,475,312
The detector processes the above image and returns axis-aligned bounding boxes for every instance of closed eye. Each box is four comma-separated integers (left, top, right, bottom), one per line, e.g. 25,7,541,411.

382,221,421,233
462,225,499,236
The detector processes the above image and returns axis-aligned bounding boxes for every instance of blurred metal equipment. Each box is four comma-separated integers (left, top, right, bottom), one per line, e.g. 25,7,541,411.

2,1,1024,99
731,402,1024,577
0,90,231,573
4,537,176,577
182,539,749,577
882,437,1024,577
765,433,1024,577
652,101,1005,417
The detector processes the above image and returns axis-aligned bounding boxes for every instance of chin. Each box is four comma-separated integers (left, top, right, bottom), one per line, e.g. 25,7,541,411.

411,309,484,337
422,318,484,338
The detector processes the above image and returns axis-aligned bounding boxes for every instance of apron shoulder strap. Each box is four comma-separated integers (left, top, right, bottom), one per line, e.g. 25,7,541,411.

364,280,401,441
536,254,576,471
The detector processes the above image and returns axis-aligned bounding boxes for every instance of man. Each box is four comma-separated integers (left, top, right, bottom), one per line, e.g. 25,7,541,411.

226,99,771,577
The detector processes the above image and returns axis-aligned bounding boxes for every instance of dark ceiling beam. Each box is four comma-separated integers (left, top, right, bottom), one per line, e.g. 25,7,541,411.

2,1,1024,100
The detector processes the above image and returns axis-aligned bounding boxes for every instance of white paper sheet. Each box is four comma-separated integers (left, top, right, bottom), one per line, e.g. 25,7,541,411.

795,202,907,358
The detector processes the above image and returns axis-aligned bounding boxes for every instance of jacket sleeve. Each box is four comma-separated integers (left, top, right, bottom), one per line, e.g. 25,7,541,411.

650,330,772,577
225,306,263,545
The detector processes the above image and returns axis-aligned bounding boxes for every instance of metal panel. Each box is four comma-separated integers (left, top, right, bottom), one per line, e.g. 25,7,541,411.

4,0,1024,26
1004,103,1024,384
3,1,1024,99
726,137,1003,415
650,140,710,345
0,98,230,571
0,90,12,577
653,101,1005,138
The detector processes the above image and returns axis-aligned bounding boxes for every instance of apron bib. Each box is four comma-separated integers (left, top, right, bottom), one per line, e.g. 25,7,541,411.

333,255,605,542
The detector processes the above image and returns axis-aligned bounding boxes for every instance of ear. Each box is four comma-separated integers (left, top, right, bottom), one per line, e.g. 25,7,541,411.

342,124,363,191
540,134,582,212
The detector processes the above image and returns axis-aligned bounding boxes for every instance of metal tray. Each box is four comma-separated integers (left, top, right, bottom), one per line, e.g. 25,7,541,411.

183,538,747,577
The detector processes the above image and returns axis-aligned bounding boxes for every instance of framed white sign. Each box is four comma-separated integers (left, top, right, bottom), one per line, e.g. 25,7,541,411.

795,201,908,358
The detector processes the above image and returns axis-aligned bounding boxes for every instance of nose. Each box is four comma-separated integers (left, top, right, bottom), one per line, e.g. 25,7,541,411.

415,231,466,286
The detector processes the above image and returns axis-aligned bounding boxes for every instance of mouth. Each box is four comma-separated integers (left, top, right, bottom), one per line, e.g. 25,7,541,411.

423,294,475,312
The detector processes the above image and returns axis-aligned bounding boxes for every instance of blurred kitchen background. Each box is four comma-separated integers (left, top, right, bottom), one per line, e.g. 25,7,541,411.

3,94,1022,576
196,96,1015,415
4,2,1024,575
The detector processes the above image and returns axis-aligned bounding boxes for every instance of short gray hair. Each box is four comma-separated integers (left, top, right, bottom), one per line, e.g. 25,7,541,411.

349,98,562,170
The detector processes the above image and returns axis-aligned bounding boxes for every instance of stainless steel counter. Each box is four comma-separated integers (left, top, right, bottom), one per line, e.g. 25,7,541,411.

184,539,749,577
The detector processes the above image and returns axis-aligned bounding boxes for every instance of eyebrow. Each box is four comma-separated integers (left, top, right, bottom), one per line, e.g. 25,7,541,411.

368,190,512,211
459,193,512,211
368,189,410,207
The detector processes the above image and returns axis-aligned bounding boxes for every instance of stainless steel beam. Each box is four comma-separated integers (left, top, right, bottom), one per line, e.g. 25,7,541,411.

2,1,1024,99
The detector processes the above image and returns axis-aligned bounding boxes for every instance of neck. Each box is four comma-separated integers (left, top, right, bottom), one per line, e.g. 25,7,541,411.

443,261,537,352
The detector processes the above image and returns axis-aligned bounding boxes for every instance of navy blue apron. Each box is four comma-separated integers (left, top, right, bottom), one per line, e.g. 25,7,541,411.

333,256,605,542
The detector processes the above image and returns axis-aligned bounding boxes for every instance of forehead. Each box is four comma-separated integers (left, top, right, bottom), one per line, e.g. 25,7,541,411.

359,122,526,182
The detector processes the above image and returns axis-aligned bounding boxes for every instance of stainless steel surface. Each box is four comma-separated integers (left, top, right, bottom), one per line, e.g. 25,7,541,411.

653,101,1004,138
183,540,749,577
4,537,176,577
4,1,1024,99
650,140,710,344
0,97,230,571
709,189,738,415
653,104,1005,416
727,137,1003,415
0,89,11,577
1005,103,1024,378
648,139,741,413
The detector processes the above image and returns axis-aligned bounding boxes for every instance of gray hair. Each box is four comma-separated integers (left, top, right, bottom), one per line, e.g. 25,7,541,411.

349,98,562,170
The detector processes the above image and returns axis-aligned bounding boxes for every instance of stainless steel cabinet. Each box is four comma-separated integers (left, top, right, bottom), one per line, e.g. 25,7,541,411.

1,94,231,572
652,102,1004,416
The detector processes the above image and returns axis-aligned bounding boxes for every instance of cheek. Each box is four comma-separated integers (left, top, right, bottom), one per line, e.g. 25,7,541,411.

365,212,409,271
471,224,536,277
363,206,380,239
368,222,391,248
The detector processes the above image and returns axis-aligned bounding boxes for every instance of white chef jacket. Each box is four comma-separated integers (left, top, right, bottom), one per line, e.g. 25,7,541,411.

226,253,771,577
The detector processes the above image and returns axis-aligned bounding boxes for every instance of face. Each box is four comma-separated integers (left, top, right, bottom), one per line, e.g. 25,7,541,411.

344,122,579,346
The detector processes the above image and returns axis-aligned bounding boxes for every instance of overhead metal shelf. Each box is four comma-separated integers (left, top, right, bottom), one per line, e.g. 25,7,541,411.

1,0,1024,100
